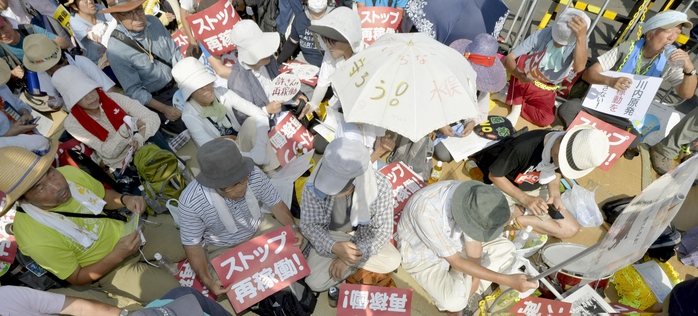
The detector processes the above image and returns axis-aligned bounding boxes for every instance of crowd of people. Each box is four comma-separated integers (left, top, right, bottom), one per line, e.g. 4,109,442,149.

0,0,696,315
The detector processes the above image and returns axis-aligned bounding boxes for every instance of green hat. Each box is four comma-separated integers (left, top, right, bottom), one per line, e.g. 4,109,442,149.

451,181,509,242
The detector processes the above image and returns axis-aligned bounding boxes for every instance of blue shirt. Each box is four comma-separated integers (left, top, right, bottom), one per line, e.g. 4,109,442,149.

356,0,407,8
290,11,323,67
3,25,57,61
0,85,32,135
68,4,112,64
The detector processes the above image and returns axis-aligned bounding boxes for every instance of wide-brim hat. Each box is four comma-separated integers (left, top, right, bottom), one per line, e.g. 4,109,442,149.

23,34,61,73
99,0,146,14
230,20,280,69
0,59,10,86
310,138,368,196
552,8,591,46
51,65,101,111
450,34,507,93
451,181,510,243
307,6,362,54
196,138,254,189
559,125,610,179
641,10,693,34
172,57,216,100
131,293,205,316
0,139,59,216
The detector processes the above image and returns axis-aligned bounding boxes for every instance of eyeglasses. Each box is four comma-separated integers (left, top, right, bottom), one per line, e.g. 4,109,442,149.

118,7,145,19
220,177,249,192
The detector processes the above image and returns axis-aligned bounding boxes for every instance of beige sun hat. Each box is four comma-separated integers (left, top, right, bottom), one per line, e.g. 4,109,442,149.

23,34,62,73
0,139,59,215
172,57,216,100
0,59,11,86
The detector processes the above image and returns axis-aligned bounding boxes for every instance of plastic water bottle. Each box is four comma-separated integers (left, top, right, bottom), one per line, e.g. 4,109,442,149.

513,226,533,249
464,159,484,181
428,161,443,184
154,253,178,275
663,44,684,70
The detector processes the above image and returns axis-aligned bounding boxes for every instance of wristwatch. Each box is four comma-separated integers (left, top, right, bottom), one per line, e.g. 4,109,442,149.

120,309,130,316
684,69,696,76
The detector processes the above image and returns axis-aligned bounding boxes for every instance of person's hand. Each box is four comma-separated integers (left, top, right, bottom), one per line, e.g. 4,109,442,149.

568,15,588,38
609,77,632,91
165,12,176,23
4,121,36,136
298,103,312,119
469,277,481,296
136,119,145,130
203,277,230,296
265,100,283,114
291,226,304,247
112,230,141,260
10,66,24,80
547,195,565,214
163,107,182,121
18,111,33,124
377,134,395,154
331,241,363,265
329,257,351,280
506,274,539,293
515,70,534,84
130,139,141,151
438,125,455,137
520,194,548,216
295,94,308,104
123,195,146,215
668,48,694,73
462,121,476,137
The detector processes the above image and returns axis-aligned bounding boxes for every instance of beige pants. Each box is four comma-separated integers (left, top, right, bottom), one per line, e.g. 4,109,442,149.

236,117,281,173
402,237,516,312
305,231,402,292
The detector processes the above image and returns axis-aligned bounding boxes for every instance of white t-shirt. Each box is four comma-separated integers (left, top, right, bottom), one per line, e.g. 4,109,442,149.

39,54,115,97
0,286,65,316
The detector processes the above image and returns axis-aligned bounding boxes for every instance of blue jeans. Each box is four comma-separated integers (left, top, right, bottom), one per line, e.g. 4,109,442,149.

157,287,232,316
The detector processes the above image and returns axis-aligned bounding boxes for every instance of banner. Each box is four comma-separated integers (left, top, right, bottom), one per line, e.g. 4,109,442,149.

632,101,685,146
567,112,636,171
581,71,662,121
358,7,402,45
185,0,240,55
174,259,217,300
211,226,309,312
337,283,412,315
379,161,426,246
268,114,314,167
171,30,190,56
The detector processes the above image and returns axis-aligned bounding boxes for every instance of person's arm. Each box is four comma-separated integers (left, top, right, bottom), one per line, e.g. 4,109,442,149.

60,297,122,316
65,231,141,285
489,174,547,215
269,201,303,247
64,116,132,160
208,55,232,78
353,176,393,259
180,9,198,46
53,36,72,50
299,184,336,255
580,62,627,90
104,188,146,215
546,173,564,211
464,239,483,295
110,93,160,140
670,49,698,99
181,110,215,147
277,39,299,64
184,243,230,296
444,250,538,293
570,16,588,73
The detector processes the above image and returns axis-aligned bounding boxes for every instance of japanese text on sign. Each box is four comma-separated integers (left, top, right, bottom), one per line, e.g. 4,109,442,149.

268,114,314,167
171,30,190,56
358,7,402,45
175,259,217,300
53,5,73,36
581,71,662,121
211,226,309,312
567,112,636,171
338,283,413,315
185,0,241,55
270,73,301,101
509,296,572,315
379,161,426,246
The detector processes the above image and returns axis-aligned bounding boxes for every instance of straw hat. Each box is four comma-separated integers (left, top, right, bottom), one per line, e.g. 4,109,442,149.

0,59,11,86
99,0,146,14
559,125,610,179
51,65,101,111
0,139,59,215
450,34,507,93
23,34,62,73
172,57,216,100
229,20,280,69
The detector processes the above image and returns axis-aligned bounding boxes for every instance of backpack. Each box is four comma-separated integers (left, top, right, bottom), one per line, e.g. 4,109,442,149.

601,196,635,225
133,144,192,214
0,249,68,291
386,134,434,182
250,278,317,316
648,224,682,262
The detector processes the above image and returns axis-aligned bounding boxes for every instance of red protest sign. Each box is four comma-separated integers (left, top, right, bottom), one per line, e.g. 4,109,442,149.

509,296,572,315
171,29,190,57
174,259,217,300
185,0,240,55
279,61,319,87
268,114,314,167
609,302,644,314
567,112,636,171
337,283,412,315
358,7,402,45
0,236,17,263
211,226,309,312
379,161,426,246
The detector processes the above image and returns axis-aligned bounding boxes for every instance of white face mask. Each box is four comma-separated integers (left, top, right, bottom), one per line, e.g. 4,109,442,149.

307,0,327,14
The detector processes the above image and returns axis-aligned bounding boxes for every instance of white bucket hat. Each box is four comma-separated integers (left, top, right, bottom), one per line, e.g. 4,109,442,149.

559,125,609,179
307,6,362,54
171,57,216,100
552,8,591,46
641,10,693,34
51,65,101,111
229,20,280,69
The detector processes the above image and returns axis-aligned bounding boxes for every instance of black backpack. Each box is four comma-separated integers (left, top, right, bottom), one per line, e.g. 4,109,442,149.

0,249,68,291
601,196,635,224
250,278,317,316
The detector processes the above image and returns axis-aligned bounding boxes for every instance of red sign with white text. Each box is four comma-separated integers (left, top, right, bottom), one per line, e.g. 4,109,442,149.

185,0,240,55
171,30,190,57
0,236,17,264
609,302,644,314
358,7,402,45
509,296,572,315
268,114,314,167
567,112,636,171
211,226,309,312
337,283,412,315
174,259,217,300
379,161,426,246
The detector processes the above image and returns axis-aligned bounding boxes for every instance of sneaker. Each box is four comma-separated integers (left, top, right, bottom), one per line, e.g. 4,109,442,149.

650,145,678,175
328,285,339,308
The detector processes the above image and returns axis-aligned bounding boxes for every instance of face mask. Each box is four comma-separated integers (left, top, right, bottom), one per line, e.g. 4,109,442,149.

307,0,327,14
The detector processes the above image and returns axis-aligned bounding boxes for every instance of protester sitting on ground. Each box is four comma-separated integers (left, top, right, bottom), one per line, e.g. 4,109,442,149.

556,10,697,165
498,8,590,127
277,0,329,68
470,125,609,239
0,59,37,136
0,142,185,305
173,57,281,172
300,138,401,295
23,34,116,103
103,0,186,135
398,181,539,316
0,285,233,316
433,34,508,162
61,0,113,66
178,138,303,304
356,0,407,14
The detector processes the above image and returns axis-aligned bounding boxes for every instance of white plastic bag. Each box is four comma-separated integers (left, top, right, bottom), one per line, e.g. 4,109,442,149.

561,185,603,227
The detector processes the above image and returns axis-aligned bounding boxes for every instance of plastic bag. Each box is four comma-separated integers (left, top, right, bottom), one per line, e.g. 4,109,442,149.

561,185,603,227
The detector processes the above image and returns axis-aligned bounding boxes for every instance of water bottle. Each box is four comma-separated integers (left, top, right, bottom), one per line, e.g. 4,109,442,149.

663,44,684,70
513,226,533,249
427,161,443,184
25,70,46,96
154,253,178,275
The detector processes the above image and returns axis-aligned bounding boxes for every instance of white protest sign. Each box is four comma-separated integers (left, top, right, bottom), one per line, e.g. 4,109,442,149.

270,73,301,102
581,71,662,121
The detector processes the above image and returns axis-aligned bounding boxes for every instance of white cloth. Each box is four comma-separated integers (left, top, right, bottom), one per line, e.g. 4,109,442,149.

20,180,107,248
350,164,377,226
0,134,49,153
202,186,262,234
2,0,56,25
252,65,273,98
39,54,115,97
535,131,565,184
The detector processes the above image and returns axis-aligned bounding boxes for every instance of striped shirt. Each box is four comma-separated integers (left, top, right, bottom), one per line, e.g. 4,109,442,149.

300,169,394,261
178,167,282,247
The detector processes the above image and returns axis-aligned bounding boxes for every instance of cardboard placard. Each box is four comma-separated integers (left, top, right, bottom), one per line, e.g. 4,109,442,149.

270,73,301,102
174,259,217,300
185,0,241,55
567,112,636,171
268,114,314,167
358,7,402,45
211,226,309,312
581,72,662,121
509,296,572,315
279,61,319,87
379,161,426,246
337,283,412,315
171,30,190,57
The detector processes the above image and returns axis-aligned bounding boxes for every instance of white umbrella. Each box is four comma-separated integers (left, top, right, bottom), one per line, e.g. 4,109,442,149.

331,32,479,142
